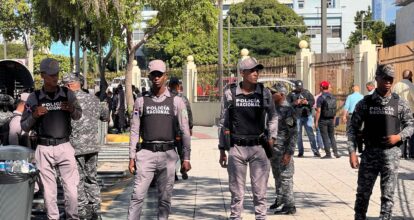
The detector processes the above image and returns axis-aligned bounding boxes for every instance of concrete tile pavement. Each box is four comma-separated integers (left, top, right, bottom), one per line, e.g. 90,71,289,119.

101,126,414,220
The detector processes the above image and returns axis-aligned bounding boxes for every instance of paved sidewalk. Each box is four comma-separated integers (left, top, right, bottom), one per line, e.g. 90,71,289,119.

101,126,414,220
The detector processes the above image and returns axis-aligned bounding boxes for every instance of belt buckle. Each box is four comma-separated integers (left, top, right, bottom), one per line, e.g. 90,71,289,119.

50,139,56,146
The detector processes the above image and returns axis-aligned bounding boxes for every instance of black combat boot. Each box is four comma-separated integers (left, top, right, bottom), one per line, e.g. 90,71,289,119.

274,206,296,215
269,198,282,209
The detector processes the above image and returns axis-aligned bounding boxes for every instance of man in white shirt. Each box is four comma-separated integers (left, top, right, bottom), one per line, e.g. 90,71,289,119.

392,69,414,158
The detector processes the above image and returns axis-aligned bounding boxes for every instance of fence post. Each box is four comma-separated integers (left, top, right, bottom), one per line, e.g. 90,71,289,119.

237,48,250,83
353,40,378,95
183,55,197,103
296,40,315,93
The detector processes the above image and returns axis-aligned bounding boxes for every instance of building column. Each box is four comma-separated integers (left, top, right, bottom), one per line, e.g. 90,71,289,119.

296,40,315,93
183,55,197,103
353,40,377,95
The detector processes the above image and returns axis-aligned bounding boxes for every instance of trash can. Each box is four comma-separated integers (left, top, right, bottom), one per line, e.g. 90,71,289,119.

0,146,38,220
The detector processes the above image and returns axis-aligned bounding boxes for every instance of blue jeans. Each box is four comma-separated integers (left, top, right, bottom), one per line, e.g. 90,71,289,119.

297,115,318,155
316,127,324,150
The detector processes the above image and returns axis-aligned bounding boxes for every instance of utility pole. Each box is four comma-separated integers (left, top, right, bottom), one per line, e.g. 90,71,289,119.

218,0,224,97
321,0,327,61
227,15,231,74
75,20,80,72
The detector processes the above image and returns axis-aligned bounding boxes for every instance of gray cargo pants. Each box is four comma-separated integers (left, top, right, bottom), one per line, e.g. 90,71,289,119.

227,145,270,220
128,149,178,220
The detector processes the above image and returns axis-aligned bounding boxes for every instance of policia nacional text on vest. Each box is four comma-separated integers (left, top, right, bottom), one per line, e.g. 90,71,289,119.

224,83,273,158
34,87,71,145
138,93,180,152
357,93,401,150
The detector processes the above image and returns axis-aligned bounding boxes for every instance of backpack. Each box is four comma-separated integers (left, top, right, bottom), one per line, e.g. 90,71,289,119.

321,94,337,118
0,115,14,145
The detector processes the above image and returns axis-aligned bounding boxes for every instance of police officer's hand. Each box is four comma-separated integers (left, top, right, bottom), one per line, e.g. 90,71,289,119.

282,153,291,166
181,161,191,172
219,150,227,168
349,152,359,169
384,135,401,146
61,101,74,113
129,159,136,175
33,106,48,119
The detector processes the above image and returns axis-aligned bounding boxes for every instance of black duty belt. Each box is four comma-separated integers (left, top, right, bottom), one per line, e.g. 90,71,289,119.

141,143,175,152
232,138,261,146
38,137,70,146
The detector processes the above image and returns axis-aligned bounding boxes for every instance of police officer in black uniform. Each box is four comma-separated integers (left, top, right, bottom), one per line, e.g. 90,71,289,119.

348,64,414,220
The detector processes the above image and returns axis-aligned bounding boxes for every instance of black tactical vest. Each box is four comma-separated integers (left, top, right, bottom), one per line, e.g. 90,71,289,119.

35,87,71,138
229,84,266,138
364,94,400,145
141,95,175,142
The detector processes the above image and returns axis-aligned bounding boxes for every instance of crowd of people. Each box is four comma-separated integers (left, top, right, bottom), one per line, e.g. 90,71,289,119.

1,55,413,220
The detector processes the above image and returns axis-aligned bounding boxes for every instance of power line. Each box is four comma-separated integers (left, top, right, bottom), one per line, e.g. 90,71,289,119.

223,20,382,29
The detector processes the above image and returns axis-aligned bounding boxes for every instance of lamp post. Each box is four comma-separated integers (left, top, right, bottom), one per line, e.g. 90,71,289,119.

218,0,224,97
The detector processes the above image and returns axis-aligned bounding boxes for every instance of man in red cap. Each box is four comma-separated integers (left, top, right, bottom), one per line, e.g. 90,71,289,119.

315,81,340,159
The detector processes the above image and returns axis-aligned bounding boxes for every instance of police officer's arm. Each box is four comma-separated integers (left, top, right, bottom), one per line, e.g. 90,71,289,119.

174,96,191,161
218,88,231,151
285,108,298,156
8,116,21,145
66,90,82,120
182,96,194,129
21,93,39,132
347,101,365,154
129,97,143,159
265,89,278,140
397,99,414,142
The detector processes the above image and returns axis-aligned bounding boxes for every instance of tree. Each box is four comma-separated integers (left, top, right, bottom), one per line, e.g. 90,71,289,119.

0,0,51,73
347,7,386,48
226,0,306,58
382,23,396,48
120,0,218,111
145,25,239,67
0,43,27,59
33,0,121,100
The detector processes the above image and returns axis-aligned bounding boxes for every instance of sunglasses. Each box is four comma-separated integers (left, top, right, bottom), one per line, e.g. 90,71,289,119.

149,71,165,78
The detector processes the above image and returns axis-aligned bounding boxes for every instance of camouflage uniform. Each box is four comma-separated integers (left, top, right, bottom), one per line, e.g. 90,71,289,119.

0,94,14,145
0,94,14,126
271,100,297,209
347,91,414,220
70,90,109,219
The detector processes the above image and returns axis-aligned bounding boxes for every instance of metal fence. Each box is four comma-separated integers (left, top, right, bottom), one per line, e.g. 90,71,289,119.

378,41,414,83
194,56,297,102
311,52,354,134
